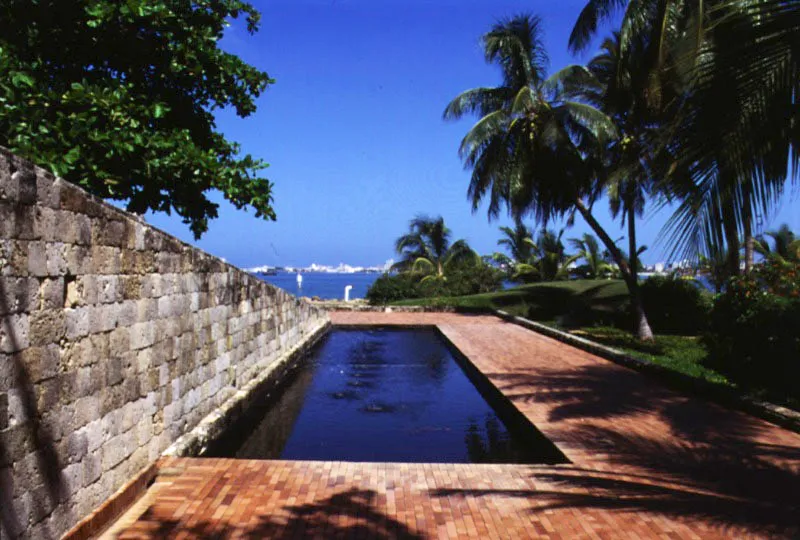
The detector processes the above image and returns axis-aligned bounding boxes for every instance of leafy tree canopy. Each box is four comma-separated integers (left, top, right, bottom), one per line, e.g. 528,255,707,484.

0,0,274,237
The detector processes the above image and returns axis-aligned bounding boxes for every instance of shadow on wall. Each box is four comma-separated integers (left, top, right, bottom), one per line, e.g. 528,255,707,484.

123,488,424,539
0,279,68,537
457,364,800,537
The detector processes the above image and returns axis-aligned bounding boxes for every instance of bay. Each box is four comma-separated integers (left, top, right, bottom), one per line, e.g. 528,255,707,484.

257,272,381,300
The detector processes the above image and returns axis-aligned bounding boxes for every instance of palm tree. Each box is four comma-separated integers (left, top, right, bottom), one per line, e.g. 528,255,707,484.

756,224,800,265
570,1,799,278
569,233,614,278
658,1,796,277
393,216,477,281
444,14,656,340
512,228,575,282
497,220,535,263
562,32,668,335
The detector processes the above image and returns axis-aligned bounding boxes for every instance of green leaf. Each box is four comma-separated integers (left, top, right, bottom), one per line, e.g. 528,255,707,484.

64,147,81,165
11,72,34,88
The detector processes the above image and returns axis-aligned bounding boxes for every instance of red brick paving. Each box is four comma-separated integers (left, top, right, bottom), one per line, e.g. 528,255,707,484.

107,312,800,538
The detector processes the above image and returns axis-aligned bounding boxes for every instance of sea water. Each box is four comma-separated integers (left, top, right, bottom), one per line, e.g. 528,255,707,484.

257,272,381,300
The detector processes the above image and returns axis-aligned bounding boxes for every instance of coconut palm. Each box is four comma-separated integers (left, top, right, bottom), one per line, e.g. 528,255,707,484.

659,0,797,276
511,228,574,282
497,220,535,263
756,224,800,265
444,14,657,339
562,32,670,333
572,1,800,277
569,233,614,278
393,216,477,281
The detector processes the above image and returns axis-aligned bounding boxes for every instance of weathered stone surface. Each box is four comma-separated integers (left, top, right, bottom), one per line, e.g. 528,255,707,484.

0,147,329,539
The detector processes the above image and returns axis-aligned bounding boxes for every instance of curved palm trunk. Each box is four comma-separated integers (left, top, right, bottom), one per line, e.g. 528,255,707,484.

575,199,655,341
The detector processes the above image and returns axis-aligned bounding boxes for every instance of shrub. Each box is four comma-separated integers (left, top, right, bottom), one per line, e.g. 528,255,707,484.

432,265,504,297
640,275,712,335
703,260,800,397
365,273,421,305
366,265,503,305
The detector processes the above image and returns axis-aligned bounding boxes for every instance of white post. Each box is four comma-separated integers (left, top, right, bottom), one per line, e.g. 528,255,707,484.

344,285,353,302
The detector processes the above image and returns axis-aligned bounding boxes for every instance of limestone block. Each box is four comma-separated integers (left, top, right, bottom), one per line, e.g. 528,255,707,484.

96,275,120,304
88,304,117,335
38,277,64,310
116,300,137,328
0,313,29,353
128,322,155,350
33,206,58,242
0,165,20,202
83,419,105,453
73,396,100,430
62,429,88,465
45,242,67,276
91,246,121,275
36,171,60,209
65,307,90,340
29,309,66,346
82,452,102,486
27,241,47,277
65,244,91,275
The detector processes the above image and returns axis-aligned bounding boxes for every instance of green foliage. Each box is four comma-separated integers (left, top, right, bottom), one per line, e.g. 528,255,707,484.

640,276,712,335
366,264,503,305
418,264,503,298
704,260,800,399
0,0,274,237
365,273,421,305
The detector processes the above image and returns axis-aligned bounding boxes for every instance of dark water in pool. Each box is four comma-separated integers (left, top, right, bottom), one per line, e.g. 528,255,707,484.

208,329,566,464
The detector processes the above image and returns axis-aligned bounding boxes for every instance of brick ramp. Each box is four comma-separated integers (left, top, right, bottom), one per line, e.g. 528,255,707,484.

106,312,800,538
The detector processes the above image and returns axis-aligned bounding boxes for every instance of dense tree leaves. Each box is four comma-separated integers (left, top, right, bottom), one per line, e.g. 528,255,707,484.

0,0,275,237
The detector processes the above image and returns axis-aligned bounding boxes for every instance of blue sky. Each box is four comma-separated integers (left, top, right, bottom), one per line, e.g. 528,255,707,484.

147,0,799,268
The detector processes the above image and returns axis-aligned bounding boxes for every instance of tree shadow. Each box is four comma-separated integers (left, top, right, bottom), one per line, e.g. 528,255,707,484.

485,363,766,443
126,488,425,539
436,363,800,536
493,281,629,326
0,279,66,538
432,424,800,536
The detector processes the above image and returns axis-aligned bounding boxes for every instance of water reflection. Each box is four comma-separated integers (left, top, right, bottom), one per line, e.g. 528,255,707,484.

208,330,565,464
465,415,524,463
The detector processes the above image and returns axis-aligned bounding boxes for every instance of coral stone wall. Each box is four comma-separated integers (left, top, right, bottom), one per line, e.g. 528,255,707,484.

0,148,329,538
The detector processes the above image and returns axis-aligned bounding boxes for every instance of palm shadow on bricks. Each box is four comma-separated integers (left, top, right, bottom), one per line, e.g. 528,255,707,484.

122,488,425,539
430,427,800,536
432,363,800,536
485,363,767,441
1,280,67,538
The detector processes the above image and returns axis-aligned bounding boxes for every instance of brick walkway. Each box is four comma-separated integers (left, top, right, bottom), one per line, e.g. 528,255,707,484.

106,313,800,539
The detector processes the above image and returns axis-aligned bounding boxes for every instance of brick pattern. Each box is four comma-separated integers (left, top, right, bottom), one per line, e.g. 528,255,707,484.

0,147,328,538
111,313,800,538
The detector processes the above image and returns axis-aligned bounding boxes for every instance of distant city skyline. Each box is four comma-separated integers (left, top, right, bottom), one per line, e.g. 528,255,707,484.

145,0,799,270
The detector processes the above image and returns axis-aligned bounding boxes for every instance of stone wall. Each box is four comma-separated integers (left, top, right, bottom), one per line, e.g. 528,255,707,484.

0,147,329,538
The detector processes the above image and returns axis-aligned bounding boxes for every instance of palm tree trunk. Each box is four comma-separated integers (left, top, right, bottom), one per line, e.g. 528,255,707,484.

722,201,741,277
575,199,654,341
626,206,654,341
742,180,754,273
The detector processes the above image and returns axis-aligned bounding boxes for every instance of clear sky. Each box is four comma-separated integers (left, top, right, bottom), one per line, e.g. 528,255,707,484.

146,0,799,269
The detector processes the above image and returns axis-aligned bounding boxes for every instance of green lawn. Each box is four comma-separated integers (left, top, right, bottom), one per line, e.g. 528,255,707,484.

568,326,728,385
